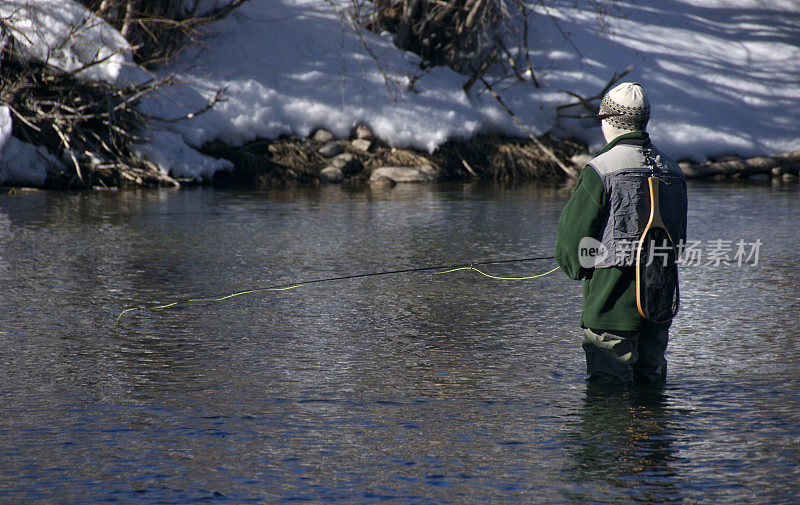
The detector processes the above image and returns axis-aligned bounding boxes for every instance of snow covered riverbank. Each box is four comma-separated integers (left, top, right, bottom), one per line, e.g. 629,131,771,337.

152,1,800,155
2,0,799,186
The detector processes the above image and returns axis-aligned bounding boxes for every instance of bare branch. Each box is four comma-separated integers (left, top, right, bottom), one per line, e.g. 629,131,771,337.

556,65,633,117
463,47,498,92
51,122,83,181
120,0,135,37
479,76,578,178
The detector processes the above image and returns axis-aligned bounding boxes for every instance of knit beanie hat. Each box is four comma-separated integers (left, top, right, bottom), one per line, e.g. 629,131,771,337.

598,82,650,131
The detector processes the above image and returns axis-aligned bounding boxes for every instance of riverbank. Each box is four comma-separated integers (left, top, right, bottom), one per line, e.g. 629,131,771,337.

205,131,800,189
0,126,588,190
6,129,800,191
203,130,800,188
201,129,587,189
2,1,799,190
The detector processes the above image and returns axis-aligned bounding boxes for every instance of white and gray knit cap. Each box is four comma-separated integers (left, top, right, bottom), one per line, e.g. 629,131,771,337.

598,82,650,131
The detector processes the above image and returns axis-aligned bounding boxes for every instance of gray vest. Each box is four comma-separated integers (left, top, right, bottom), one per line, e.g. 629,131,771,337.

589,140,687,268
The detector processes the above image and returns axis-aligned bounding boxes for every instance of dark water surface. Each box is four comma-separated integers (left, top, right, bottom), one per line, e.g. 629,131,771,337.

1,181,798,504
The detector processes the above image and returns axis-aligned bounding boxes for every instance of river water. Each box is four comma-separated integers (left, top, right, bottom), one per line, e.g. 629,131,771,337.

0,181,798,504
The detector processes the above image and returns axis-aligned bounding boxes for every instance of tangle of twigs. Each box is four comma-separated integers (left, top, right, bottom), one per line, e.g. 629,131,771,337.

0,0,245,188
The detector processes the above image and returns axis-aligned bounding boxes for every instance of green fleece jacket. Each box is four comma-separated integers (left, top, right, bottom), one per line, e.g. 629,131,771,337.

554,132,672,332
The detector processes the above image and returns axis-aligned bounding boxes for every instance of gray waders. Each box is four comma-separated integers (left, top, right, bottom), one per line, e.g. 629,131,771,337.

582,327,668,384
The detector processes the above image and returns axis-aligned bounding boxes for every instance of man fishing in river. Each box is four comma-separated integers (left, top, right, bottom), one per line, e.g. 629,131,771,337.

555,82,688,385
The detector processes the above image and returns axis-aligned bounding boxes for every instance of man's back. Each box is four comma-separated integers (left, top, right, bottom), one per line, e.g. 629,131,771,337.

588,135,687,269
554,82,688,384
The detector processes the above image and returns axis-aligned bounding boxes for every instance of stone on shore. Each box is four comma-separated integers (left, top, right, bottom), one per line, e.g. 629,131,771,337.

330,152,354,169
352,122,374,140
369,165,438,183
312,128,334,143
570,152,592,169
319,166,343,182
318,141,343,157
369,175,396,188
350,139,371,153
330,153,362,177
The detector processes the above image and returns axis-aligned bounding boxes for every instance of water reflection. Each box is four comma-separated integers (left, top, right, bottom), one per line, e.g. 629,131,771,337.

563,384,681,504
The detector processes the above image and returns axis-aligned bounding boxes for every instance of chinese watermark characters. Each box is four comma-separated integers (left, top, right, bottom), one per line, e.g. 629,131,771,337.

578,237,762,268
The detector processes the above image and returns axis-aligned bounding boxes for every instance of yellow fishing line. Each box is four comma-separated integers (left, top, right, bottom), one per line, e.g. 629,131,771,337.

188,284,306,303
117,284,309,320
116,308,139,320
433,265,560,280
152,302,179,310
117,264,559,320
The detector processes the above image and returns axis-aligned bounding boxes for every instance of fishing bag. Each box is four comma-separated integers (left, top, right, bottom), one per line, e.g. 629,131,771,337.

635,176,680,323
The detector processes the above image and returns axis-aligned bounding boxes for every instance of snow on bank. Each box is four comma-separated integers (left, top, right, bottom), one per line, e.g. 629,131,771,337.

2,0,798,186
0,0,134,83
532,0,800,160
0,106,58,186
0,0,147,185
130,130,233,181
146,0,800,164
140,0,517,153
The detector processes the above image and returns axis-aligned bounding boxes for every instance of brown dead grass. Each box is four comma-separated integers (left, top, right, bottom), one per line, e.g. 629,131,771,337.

202,134,586,187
